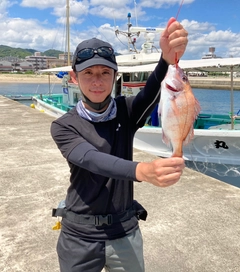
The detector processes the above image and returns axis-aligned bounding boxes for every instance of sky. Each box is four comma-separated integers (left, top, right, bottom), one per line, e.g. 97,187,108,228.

1,0,240,60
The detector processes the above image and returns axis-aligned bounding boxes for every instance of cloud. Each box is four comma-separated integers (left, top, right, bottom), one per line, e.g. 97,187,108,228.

139,0,194,9
1,0,240,60
0,17,63,51
89,6,132,21
0,0,16,10
0,0,16,19
20,0,65,9
54,1,89,26
0,0,90,51
182,19,215,33
185,30,240,59
53,0,89,20
90,0,129,8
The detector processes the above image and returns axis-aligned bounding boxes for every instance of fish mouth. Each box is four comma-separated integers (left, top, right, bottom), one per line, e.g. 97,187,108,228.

166,83,178,92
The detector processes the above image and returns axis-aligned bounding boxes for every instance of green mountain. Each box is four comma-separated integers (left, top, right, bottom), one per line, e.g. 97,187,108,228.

0,45,64,59
0,45,36,58
43,49,64,58
0,45,119,59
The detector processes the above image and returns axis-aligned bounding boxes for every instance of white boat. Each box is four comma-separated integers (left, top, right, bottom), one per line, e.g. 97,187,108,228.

4,94,33,101
134,124,240,165
33,55,240,165
32,4,240,166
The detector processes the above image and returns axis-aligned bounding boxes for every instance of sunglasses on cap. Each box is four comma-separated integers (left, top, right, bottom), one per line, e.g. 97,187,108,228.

76,46,115,62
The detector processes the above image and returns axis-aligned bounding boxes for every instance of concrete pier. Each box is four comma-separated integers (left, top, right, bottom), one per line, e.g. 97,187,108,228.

0,95,240,272
189,76,240,90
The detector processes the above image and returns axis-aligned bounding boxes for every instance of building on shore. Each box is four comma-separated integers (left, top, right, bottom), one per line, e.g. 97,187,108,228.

0,60,33,72
47,52,73,69
0,51,73,73
25,52,56,71
202,47,222,59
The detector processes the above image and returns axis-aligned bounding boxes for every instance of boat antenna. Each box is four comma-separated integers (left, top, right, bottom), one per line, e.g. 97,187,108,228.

134,0,138,26
66,0,71,66
115,13,139,53
112,1,117,29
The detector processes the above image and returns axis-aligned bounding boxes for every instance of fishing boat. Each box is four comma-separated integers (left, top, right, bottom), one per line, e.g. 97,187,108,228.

33,55,240,166
122,58,240,165
4,94,33,101
32,6,240,165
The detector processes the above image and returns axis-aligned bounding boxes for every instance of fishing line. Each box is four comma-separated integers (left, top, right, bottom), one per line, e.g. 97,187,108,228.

175,0,185,67
85,14,113,44
174,1,203,170
175,0,184,21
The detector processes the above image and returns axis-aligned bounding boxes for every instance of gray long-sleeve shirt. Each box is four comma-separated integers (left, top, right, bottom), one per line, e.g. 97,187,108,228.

50,56,168,240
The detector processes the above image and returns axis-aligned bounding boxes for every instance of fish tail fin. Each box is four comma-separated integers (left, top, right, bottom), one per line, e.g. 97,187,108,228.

172,144,183,158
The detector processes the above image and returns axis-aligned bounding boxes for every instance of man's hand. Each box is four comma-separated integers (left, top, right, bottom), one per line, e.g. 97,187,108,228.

160,17,188,65
136,157,185,187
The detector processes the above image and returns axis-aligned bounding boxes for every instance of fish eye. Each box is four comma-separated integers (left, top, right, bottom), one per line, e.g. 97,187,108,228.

182,75,188,82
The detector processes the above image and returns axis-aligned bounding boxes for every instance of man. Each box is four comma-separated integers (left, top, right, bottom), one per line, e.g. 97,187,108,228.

51,17,188,272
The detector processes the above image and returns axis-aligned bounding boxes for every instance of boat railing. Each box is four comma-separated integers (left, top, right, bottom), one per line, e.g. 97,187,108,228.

194,113,240,129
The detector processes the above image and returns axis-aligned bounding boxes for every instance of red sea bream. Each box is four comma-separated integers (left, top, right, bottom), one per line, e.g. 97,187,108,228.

158,64,201,157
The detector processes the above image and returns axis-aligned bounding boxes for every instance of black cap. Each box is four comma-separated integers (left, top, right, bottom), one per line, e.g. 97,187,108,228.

72,38,118,72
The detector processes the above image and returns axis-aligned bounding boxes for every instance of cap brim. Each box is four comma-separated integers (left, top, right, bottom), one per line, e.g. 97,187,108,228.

75,58,118,72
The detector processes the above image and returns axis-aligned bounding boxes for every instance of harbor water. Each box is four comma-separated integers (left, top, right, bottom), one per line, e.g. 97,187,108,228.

0,82,240,188
0,82,62,97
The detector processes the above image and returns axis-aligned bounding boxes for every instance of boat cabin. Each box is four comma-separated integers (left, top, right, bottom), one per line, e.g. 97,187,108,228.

116,71,150,97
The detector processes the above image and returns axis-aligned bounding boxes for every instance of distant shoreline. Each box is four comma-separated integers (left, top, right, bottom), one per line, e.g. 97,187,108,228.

0,74,61,84
189,76,240,90
0,73,240,90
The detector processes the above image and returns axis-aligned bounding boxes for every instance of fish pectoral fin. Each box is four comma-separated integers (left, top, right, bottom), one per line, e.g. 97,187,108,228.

158,100,162,116
162,130,171,146
183,127,194,145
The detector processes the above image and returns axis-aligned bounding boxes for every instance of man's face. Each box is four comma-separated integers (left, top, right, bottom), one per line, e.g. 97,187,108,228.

77,65,115,110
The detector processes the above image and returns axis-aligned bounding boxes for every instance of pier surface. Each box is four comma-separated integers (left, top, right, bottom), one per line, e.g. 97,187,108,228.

0,95,240,272
189,76,240,90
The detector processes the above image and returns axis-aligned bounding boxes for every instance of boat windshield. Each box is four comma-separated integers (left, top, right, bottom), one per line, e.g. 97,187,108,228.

123,72,149,82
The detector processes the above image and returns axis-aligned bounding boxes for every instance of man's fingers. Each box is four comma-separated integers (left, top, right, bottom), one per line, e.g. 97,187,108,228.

161,17,176,38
